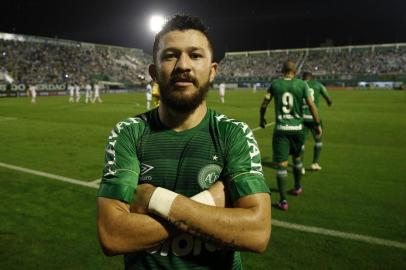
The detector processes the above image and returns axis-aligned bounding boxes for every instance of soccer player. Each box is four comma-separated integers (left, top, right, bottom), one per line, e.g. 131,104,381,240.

85,82,93,104
145,82,152,110
74,82,81,103
92,82,103,103
253,82,259,94
219,82,226,103
301,71,332,173
68,83,75,103
151,81,160,107
259,61,321,211
97,15,271,269
28,83,37,104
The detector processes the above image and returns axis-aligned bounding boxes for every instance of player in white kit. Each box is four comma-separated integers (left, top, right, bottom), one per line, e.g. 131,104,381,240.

68,83,75,103
219,82,226,103
75,83,81,103
85,83,93,104
92,82,103,103
28,83,37,104
145,83,152,110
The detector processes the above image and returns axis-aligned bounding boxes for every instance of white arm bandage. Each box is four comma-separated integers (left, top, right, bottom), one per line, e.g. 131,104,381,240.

148,188,216,219
148,187,179,218
191,190,216,206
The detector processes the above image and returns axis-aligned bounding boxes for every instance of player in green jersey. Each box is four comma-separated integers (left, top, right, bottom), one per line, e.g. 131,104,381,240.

301,71,332,173
96,15,271,270
259,61,321,211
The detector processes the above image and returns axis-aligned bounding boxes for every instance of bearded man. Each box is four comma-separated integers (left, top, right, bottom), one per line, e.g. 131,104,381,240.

96,15,271,270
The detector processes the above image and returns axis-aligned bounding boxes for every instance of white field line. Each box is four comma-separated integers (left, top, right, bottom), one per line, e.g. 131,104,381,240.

0,116,17,122
0,162,98,189
90,178,101,184
272,220,406,250
252,122,275,132
1,161,406,251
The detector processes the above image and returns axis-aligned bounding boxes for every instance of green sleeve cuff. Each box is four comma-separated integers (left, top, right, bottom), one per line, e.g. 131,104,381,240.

97,182,136,204
228,174,270,201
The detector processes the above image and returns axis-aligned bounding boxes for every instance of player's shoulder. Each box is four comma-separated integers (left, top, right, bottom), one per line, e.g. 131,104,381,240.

210,109,253,139
271,78,284,84
293,77,306,85
109,111,154,138
309,79,322,85
268,78,283,90
309,80,325,90
292,78,309,90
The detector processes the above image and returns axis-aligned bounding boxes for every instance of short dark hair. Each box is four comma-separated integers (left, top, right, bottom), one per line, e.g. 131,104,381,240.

281,61,297,74
152,14,214,63
302,71,313,80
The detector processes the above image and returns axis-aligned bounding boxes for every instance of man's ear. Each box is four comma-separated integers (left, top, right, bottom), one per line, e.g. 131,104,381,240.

209,62,218,83
149,64,157,81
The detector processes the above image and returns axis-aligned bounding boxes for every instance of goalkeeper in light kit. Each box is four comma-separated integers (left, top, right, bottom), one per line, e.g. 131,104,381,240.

301,71,332,173
97,15,271,270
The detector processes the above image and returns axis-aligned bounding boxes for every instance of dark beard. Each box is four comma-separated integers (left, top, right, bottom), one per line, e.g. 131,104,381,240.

159,80,210,113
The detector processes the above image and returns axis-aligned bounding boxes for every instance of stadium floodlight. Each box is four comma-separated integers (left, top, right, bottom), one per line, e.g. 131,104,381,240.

149,15,166,33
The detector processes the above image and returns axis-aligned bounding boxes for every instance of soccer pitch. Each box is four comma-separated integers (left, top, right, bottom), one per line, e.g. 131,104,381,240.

0,89,405,269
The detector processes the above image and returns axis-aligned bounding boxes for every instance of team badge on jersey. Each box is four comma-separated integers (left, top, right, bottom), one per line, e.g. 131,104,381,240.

197,164,222,189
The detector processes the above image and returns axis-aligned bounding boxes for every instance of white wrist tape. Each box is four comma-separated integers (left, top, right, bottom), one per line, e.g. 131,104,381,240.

148,187,179,218
191,190,216,206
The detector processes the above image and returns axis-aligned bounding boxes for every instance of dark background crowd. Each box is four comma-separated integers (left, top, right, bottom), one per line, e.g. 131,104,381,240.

1,34,405,86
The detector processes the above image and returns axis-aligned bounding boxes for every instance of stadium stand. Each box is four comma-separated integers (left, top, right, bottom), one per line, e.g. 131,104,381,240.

1,31,405,91
217,43,406,86
0,32,151,86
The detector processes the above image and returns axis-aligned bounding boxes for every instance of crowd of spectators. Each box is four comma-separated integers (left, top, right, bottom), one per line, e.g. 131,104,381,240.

0,38,151,85
303,47,406,75
218,45,406,80
218,51,303,79
2,35,405,86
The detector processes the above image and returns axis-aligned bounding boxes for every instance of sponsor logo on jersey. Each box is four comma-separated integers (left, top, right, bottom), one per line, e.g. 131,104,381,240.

140,163,154,175
147,233,220,257
276,124,303,131
197,164,222,189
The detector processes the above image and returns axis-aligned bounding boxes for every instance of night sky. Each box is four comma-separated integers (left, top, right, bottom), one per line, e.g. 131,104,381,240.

1,0,405,61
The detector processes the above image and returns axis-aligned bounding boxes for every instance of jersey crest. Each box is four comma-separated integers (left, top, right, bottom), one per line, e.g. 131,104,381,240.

197,164,222,189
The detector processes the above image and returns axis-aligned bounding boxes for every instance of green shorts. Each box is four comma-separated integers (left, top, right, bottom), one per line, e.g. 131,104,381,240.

272,132,305,163
303,121,323,141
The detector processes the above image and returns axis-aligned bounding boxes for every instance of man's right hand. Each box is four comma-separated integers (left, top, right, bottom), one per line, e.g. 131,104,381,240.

315,125,323,139
208,181,226,207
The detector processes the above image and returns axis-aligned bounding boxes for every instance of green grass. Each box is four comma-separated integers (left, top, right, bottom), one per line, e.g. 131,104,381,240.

0,89,405,269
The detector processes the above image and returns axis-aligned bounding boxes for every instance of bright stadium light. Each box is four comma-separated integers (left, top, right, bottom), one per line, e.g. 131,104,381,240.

149,15,166,33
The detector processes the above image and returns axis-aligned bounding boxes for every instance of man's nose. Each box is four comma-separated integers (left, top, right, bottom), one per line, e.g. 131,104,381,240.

175,53,192,71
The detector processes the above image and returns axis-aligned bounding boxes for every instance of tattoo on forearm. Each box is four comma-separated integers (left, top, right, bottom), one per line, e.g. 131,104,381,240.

172,219,238,250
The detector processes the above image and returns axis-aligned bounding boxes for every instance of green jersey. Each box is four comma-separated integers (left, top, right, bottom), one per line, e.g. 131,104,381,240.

302,80,329,122
97,108,269,270
267,78,309,134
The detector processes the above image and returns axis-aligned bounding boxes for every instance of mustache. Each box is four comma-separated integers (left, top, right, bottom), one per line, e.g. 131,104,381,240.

169,72,198,86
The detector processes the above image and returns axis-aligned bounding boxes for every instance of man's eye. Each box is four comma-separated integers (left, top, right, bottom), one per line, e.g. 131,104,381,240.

163,54,176,60
191,53,202,59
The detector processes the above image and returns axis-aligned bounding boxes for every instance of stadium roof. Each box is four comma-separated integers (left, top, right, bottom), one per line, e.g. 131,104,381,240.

1,0,405,61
